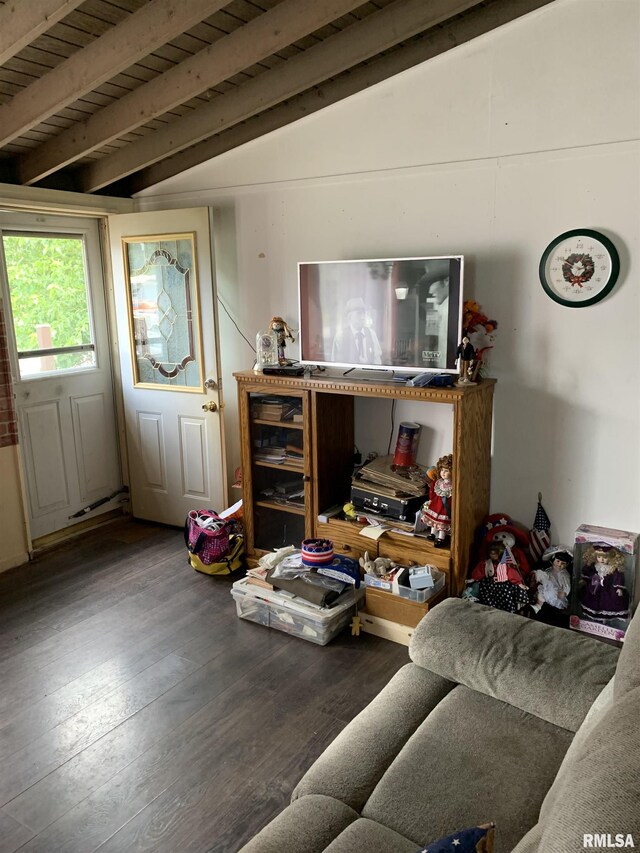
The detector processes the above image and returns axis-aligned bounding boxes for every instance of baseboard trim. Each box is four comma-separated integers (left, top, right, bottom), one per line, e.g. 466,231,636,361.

0,551,30,573
31,509,126,555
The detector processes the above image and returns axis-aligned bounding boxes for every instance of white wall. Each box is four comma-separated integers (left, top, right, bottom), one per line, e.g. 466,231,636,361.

0,445,29,571
137,0,640,545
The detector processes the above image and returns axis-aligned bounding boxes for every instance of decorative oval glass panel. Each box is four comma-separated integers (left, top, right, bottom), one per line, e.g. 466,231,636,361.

122,233,204,390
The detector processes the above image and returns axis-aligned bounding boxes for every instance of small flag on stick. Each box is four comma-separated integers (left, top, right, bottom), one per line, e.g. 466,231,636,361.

530,493,551,563
495,544,517,582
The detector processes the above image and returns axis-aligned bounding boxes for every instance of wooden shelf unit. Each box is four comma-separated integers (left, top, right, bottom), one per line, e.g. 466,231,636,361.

235,371,495,595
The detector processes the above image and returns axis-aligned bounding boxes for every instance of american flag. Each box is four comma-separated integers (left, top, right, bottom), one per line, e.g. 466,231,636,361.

418,823,495,853
530,496,551,563
495,544,517,582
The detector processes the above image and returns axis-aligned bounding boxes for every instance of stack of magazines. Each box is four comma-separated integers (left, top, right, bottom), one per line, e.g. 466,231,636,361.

352,454,428,498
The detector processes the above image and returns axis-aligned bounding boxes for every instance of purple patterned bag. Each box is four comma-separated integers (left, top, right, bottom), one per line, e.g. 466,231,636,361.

184,510,229,565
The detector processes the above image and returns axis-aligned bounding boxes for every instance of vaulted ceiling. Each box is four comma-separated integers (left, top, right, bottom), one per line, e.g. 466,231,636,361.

0,0,553,198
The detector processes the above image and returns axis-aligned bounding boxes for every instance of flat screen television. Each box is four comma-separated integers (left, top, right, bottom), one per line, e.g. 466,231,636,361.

298,256,463,373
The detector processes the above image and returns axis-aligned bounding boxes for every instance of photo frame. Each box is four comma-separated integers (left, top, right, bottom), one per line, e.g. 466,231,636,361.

122,232,205,391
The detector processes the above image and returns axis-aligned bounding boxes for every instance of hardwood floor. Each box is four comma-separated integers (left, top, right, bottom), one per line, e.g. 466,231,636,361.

0,519,408,853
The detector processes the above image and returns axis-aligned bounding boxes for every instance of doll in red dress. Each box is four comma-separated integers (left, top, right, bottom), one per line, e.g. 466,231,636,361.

420,454,453,548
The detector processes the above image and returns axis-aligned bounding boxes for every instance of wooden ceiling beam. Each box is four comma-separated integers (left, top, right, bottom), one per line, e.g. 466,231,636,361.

127,0,555,194
0,0,85,66
82,0,490,192
0,0,230,148
19,0,468,187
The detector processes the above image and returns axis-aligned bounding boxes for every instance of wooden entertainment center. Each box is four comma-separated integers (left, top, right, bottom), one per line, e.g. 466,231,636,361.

235,370,495,596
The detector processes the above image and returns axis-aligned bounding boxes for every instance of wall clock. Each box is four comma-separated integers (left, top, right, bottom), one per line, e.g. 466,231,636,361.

539,228,620,307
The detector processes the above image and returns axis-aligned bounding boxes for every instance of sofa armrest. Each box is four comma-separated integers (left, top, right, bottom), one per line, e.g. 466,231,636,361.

409,599,619,731
293,663,454,810
238,795,359,853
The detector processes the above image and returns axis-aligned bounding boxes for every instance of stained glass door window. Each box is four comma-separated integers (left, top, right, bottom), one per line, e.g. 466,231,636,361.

122,233,204,391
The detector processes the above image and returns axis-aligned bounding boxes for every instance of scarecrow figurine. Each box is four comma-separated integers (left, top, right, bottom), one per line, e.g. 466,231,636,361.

270,316,295,364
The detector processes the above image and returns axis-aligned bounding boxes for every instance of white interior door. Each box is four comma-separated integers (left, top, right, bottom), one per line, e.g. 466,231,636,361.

108,208,226,526
0,212,122,541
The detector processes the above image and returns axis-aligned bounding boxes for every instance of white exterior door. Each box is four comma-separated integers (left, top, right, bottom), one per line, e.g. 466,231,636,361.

0,212,122,541
108,208,226,526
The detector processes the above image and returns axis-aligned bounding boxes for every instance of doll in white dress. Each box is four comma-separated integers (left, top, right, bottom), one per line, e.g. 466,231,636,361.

532,546,572,621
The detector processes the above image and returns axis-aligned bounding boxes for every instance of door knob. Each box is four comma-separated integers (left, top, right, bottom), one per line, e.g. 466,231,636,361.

202,401,218,412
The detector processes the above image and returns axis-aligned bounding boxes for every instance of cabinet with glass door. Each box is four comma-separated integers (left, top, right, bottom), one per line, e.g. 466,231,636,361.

238,385,311,557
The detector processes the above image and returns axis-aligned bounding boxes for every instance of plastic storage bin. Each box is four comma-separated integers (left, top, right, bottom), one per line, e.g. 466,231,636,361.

231,577,364,645
397,568,445,602
364,567,446,601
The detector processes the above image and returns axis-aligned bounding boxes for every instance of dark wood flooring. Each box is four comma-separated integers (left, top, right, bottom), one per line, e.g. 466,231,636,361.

0,519,408,853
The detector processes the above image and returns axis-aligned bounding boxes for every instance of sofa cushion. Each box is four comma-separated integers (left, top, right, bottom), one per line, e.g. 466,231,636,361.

323,818,418,853
512,677,614,853
410,599,618,731
513,682,640,853
361,685,573,852
293,663,455,810
614,601,640,699
237,794,359,853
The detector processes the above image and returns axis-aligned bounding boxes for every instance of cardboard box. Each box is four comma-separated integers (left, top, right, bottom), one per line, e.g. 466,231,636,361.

570,524,639,643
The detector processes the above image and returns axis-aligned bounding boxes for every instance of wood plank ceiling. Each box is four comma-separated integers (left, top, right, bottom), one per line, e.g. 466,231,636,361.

0,0,554,198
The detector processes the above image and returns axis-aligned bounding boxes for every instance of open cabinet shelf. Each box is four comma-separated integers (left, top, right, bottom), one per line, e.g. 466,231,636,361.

235,371,495,595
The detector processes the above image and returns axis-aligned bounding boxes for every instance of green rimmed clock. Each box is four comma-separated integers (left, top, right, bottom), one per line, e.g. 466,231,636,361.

539,229,620,307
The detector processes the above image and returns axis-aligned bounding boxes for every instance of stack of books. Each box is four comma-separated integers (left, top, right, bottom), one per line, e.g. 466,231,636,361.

254,447,287,464
252,396,302,422
260,479,305,508
285,443,304,467
254,443,303,467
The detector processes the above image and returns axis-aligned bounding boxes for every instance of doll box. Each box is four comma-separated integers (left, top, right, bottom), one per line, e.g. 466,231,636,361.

570,524,639,643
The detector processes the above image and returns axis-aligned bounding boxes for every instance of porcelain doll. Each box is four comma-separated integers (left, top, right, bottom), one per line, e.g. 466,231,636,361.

455,336,476,385
532,545,572,612
420,454,452,548
470,541,529,613
270,316,295,363
580,543,630,622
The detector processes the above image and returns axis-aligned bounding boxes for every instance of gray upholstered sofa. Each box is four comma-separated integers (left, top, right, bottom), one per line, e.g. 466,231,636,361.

240,598,640,852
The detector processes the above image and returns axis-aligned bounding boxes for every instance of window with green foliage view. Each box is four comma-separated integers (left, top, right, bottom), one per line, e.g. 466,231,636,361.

3,233,96,377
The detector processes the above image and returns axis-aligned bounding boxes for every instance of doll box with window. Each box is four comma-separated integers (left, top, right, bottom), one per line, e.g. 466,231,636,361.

570,524,639,643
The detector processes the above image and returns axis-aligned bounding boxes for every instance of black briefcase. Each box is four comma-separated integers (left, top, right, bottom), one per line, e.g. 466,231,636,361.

350,484,424,522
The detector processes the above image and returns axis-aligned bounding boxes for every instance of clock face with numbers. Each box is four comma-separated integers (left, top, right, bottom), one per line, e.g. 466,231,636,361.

539,229,620,307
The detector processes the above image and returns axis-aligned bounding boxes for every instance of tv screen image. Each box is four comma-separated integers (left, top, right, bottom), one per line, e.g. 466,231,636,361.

298,256,463,373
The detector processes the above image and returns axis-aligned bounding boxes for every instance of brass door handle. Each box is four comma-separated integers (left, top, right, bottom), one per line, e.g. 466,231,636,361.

202,401,218,412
